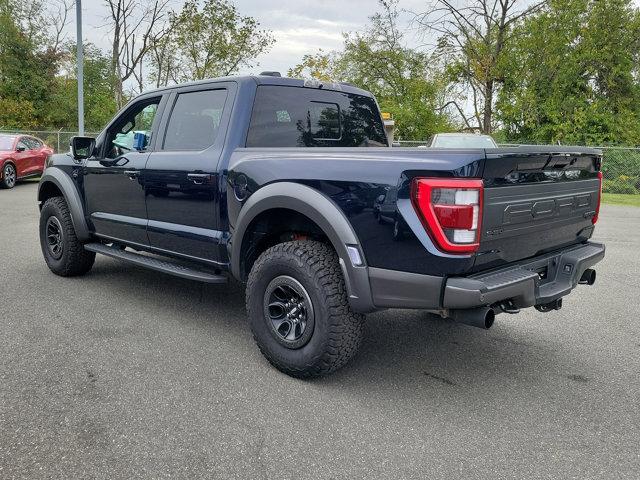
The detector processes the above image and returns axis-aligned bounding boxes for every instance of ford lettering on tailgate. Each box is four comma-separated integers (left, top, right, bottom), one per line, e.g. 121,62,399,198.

503,192,594,224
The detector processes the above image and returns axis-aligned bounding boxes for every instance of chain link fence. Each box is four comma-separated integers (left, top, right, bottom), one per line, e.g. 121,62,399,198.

0,129,100,154
395,140,640,195
2,130,638,195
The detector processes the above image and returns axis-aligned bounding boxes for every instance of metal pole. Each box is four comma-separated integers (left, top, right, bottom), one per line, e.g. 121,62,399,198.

76,0,84,135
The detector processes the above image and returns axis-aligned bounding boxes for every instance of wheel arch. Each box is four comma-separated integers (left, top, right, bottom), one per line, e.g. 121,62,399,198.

230,182,376,313
38,167,91,242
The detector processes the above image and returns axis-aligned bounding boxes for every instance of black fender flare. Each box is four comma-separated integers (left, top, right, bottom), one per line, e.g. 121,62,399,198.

230,182,376,313
38,167,91,242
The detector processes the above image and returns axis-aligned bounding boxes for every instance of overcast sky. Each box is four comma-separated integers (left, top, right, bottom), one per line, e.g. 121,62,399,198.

75,0,428,75
75,0,640,79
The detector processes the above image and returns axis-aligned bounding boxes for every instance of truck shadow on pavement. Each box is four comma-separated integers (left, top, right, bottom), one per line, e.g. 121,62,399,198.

85,258,562,391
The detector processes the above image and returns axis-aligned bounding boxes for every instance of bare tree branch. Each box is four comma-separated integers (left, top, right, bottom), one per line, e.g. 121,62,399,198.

411,0,548,133
103,0,172,106
50,0,73,55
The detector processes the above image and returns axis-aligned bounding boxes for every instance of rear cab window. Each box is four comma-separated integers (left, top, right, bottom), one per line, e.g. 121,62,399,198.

246,86,388,147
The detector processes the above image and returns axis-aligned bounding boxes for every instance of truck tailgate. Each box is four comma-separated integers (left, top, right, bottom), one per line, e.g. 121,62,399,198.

476,148,602,270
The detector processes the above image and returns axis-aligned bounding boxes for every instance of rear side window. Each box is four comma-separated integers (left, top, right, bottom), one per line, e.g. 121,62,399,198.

246,86,388,147
164,89,227,151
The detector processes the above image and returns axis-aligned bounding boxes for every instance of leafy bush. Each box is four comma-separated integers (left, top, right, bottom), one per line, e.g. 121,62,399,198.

601,148,640,180
603,175,639,194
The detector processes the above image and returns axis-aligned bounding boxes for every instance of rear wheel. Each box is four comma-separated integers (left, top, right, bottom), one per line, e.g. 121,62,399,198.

246,241,364,378
39,197,95,276
1,163,16,189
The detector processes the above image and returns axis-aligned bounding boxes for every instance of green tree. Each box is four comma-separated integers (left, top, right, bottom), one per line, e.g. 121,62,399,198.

287,50,341,82
414,0,545,134
289,1,454,140
0,0,57,128
151,0,274,85
497,0,640,145
46,44,118,131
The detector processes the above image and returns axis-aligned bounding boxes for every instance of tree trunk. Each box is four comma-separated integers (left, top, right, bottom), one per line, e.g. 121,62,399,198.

483,80,493,134
111,22,124,109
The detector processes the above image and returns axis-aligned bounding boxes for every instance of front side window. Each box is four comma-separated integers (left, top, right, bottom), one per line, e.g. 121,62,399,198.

246,86,388,148
16,139,29,151
105,98,160,159
25,138,41,149
163,89,228,151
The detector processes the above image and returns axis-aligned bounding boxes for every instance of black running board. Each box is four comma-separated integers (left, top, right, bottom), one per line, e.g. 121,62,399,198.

84,243,227,284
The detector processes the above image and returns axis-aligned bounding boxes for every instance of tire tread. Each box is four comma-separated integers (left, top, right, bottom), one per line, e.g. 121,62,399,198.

246,241,364,378
41,196,95,276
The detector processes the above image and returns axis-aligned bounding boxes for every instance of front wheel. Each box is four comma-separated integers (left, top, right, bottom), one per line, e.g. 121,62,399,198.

39,197,95,276
246,241,364,378
1,163,16,189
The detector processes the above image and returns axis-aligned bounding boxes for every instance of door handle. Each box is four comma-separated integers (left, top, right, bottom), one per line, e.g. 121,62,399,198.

187,173,211,185
100,157,130,167
124,169,140,180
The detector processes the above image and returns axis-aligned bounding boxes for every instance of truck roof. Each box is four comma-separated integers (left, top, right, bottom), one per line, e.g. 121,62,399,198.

142,75,375,99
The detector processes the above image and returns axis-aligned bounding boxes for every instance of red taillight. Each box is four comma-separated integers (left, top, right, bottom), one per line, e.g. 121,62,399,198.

592,171,603,224
411,178,484,254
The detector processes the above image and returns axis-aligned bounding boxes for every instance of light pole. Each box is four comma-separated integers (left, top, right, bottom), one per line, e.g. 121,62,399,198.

76,0,84,135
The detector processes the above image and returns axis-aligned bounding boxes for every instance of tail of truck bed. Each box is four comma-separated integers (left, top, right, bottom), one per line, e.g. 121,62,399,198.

475,147,602,270
408,146,602,271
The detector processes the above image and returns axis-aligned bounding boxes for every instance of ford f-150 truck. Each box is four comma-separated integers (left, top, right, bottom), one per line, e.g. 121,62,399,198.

37,74,605,378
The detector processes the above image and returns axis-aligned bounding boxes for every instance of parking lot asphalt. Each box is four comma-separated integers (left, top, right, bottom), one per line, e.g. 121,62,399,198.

1,181,639,479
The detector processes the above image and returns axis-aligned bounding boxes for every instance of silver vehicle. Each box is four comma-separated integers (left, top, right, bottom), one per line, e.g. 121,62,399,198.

427,133,498,148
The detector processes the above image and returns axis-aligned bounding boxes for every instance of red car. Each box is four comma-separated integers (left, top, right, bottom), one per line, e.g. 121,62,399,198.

0,134,53,189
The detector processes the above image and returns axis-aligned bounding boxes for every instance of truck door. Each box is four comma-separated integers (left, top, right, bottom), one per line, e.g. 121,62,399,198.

84,95,165,245
144,83,233,264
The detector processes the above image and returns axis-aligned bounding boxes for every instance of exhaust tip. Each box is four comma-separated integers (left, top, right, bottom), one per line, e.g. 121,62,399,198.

579,268,596,285
451,307,495,329
484,309,496,329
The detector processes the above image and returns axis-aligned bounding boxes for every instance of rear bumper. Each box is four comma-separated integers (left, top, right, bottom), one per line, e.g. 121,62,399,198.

366,241,605,311
443,242,605,309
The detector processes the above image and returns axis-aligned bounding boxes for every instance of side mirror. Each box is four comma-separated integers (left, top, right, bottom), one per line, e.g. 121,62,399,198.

70,136,96,160
16,146,26,152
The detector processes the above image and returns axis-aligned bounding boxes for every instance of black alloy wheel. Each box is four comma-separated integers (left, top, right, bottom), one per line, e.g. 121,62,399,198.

264,275,315,349
45,216,64,260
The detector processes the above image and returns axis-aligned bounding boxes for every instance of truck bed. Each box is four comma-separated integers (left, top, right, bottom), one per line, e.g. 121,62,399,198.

228,146,602,277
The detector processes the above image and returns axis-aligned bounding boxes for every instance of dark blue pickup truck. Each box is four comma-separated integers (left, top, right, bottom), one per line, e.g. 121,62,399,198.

38,74,605,377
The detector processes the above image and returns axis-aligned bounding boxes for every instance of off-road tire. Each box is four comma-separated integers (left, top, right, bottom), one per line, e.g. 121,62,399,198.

40,196,95,276
246,241,365,378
